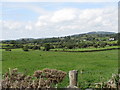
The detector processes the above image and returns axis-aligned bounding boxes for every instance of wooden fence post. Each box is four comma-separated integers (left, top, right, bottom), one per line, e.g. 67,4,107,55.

67,70,78,88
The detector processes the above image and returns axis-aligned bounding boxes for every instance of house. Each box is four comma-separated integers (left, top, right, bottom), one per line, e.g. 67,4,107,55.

109,38,115,41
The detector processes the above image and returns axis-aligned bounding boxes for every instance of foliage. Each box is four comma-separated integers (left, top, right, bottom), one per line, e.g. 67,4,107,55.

93,44,98,48
66,44,75,49
1,33,118,50
32,46,40,50
5,48,11,51
22,46,29,51
118,40,120,46
44,44,51,51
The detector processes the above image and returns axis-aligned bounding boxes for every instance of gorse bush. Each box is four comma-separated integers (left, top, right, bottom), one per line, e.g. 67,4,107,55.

2,68,67,88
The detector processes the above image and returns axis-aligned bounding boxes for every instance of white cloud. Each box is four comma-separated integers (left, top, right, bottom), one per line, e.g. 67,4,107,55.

3,21,22,30
2,6,118,40
25,25,32,30
38,15,50,20
51,8,77,23
35,21,47,27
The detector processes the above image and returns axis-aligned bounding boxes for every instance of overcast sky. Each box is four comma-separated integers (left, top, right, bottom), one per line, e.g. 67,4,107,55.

0,1,118,40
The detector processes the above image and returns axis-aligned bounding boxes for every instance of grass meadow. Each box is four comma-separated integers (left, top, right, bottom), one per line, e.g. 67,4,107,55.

2,49,118,88
51,46,118,51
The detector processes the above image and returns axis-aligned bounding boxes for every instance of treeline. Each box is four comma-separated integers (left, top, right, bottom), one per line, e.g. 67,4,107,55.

1,33,120,51
1,33,119,44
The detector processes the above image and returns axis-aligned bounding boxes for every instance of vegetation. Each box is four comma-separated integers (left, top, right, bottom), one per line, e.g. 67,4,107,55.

2,68,120,88
5,48,11,51
2,49,118,88
1,32,119,51
2,68,66,88
44,44,51,51
1,31,119,88
22,46,29,51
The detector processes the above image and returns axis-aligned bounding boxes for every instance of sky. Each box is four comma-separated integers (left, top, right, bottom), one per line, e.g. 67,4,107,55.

0,1,119,40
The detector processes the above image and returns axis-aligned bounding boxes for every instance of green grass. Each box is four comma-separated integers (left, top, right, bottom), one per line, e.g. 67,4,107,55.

2,49,118,88
51,46,119,52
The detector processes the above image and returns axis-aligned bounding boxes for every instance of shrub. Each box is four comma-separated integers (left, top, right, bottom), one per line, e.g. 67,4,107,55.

93,44,98,48
67,44,74,49
44,44,51,51
5,48,11,51
99,43,106,48
32,46,40,50
23,46,29,51
118,40,120,46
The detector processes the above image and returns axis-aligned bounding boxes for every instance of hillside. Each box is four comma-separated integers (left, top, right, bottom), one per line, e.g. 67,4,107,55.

1,31,119,50
1,31,118,42
86,31,116,35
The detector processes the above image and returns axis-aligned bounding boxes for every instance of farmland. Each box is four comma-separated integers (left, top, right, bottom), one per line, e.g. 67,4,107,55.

2,49,118,88
1,32,119,88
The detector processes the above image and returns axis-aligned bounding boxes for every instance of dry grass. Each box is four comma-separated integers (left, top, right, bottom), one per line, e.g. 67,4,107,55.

2,68,66,88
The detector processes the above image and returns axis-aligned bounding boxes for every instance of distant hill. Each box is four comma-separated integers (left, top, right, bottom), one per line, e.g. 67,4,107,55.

17,38,34,41
70,31,116,37
1,31,117,42
86,31,116,35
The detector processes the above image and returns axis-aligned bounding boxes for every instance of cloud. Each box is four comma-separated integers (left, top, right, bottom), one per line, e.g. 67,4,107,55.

25,25,32,30
3,21,23,30
35,21,47,27
51,8,77,23
36,7,117,32
2,6,118,40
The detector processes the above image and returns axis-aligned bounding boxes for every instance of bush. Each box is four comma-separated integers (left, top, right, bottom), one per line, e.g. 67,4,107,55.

23,46,29,51
118,40,120,46
32,46,40,50
93,44,98,48
5,48,11,51
50,45,54,49
67,44,74,49
79,43,88,48
44,44,51,51
99,43,106,48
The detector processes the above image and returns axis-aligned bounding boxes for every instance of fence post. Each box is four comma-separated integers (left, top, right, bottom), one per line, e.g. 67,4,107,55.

67,70,78,88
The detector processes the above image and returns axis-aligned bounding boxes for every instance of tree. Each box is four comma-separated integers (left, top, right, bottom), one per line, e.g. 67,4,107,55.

79,43,88,48
9,40,17,44
93,44,98,48
44,44,51,51
5,48,11,51
66,44,74,49
32,46,40,50
99,42,106,48
49,44,54,49
23,46,29,51
118,40,120,46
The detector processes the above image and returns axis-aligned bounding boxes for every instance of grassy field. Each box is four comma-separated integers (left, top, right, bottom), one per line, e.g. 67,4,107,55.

2,49,118,88
51,46,119,52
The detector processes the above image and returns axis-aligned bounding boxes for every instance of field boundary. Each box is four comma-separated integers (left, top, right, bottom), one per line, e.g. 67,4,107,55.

52,48,120,53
